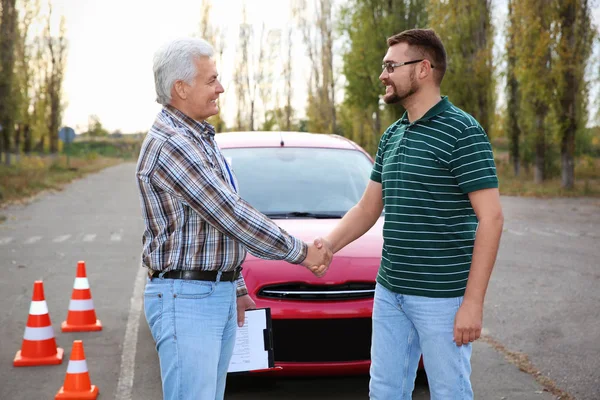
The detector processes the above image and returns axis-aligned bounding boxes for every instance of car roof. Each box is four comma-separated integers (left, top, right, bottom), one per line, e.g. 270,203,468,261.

214,131,362,151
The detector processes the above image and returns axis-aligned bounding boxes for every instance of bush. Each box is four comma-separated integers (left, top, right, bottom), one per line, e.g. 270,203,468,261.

66,138,142,160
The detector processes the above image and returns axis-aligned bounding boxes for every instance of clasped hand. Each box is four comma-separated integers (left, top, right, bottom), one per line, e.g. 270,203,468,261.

301,238,333,277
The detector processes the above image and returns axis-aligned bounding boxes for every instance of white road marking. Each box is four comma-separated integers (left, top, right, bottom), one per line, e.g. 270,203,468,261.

24,236,42,244
115,265,146,400
53,234,71,243
0,237,14,245
83,234,97,242
506,229,525,236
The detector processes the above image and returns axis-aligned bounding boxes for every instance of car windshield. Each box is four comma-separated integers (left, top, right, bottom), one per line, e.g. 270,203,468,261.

220,147,374,218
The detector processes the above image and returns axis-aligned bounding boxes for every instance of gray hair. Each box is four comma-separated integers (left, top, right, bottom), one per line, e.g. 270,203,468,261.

153,38,214,105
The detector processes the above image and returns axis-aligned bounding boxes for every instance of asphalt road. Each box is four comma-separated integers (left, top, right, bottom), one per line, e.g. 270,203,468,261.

0,162,598,399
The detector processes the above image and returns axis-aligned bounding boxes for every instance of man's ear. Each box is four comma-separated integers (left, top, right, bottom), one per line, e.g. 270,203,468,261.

419,61,433,80
173,80,187,101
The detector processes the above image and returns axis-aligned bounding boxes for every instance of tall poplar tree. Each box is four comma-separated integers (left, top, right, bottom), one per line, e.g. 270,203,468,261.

428,0,495,135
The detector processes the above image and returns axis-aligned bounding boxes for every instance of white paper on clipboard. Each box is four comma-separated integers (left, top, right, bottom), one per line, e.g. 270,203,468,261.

227,308,275,373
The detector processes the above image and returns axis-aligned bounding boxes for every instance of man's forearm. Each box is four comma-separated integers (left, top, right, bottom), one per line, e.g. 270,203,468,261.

325,203,381,254
463,216,504,305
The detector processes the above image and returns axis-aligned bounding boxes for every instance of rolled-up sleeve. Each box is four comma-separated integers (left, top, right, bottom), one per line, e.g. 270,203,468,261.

235,274,248,297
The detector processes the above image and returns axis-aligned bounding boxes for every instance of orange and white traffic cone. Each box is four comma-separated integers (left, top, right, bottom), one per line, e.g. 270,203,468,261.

14,280,64,366
55,340,99,399
62,261,102,332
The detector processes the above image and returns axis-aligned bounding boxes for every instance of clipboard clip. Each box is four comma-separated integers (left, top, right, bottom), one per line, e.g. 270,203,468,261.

263,327,273,351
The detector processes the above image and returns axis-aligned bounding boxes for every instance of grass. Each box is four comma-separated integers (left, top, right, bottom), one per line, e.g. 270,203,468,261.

0,154,121,208
495,155,600,197
65,137,142,159
0,135,598,211
0,137,143,209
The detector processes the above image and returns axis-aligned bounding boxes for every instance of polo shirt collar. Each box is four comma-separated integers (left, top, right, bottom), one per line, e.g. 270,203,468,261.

399,96,451,125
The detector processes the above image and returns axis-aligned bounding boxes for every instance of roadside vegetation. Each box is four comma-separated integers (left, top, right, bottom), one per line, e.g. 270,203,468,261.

0,137,141,208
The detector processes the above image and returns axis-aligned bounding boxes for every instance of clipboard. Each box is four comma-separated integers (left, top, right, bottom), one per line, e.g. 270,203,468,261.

227,308,280,373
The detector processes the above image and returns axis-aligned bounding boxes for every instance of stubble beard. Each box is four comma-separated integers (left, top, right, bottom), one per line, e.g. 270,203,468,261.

383,70,418,106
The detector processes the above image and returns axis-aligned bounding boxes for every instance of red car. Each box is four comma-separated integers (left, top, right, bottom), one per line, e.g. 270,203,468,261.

217,131,382,376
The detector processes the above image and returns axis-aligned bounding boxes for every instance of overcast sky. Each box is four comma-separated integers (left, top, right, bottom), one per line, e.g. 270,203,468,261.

47,0,600,134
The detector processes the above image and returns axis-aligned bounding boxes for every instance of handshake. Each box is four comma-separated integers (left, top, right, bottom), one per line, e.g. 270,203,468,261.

301,237,333,277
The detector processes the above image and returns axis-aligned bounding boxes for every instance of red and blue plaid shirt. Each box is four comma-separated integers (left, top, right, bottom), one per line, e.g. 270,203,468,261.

136,105,307,296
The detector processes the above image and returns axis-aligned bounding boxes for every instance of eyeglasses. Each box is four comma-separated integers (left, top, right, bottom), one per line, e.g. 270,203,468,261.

382,59,435,73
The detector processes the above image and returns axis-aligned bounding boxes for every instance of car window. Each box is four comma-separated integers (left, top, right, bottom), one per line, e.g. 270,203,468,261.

220,147,373,217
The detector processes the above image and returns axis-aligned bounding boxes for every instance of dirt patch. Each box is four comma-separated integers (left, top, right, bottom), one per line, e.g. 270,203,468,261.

481,334,574,399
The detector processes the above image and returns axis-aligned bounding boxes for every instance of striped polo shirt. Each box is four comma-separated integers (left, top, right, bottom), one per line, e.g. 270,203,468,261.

371,96,498,298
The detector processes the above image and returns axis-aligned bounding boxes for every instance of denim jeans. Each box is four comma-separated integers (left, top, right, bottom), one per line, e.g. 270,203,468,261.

369,284,473,400
144,277,237,400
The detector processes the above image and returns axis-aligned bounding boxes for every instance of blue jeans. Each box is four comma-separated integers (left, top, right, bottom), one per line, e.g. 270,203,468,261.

144,277,237,400
369,284,473,400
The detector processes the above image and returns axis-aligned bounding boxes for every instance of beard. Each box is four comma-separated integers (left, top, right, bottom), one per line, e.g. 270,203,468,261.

383,69,418,105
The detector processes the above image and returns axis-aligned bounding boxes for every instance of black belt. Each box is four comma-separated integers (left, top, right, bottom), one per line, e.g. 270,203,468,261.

148,268,242,282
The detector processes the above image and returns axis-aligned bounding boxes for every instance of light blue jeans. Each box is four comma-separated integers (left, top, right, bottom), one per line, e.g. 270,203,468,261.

369,284,473,400
144,277,237,400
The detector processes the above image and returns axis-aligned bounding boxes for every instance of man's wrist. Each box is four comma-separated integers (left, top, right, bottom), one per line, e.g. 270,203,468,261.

462,295,484,308
287,236,308,265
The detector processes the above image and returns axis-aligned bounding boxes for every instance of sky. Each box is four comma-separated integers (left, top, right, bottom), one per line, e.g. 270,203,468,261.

45,0,600,134
50,0,305,134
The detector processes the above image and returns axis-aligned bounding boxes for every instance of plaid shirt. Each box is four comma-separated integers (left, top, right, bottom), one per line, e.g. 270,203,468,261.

136,105,307,297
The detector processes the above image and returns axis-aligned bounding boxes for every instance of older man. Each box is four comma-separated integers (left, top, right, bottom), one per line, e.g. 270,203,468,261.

136,38,331,400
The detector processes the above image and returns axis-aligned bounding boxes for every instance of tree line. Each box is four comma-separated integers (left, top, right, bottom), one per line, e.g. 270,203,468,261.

1,0,597,189
0,0,67,165
204,0,597,189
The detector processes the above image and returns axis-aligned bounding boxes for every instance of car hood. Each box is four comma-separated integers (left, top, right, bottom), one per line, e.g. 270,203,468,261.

241,217,384,291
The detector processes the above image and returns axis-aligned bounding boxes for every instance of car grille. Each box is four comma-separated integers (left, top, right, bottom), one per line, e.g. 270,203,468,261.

258,282,375,301
273,318,372,362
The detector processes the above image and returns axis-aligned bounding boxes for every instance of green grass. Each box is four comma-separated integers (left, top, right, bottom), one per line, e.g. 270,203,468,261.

1,136,598,212
65,137,142,160
0,138,143,209
0,154,121,208
496,155,600,197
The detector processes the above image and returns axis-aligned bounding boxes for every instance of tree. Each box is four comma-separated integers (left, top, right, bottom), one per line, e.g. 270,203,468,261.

512,0,554,183
12,0,39,158
234,17,250,130
45,10,68,154
0,0,18,165
505,0,521,176
282,26,294,131
199,0,228,132
555,0,595,188
86,115,108,137
428,0,495,136
295,0,337,134
339,0,428,153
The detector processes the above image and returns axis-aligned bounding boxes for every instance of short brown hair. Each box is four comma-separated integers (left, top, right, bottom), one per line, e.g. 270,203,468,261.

387,29,446,85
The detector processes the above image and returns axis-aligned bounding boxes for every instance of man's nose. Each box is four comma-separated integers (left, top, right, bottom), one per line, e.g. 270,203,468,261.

379,70,387,82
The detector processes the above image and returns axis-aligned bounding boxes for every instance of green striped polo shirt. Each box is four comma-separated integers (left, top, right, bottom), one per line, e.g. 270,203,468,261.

371,96,498,298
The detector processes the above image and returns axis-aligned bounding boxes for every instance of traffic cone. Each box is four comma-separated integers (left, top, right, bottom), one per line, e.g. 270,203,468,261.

62,261,102,332
14,280,64,366
55,340,99,399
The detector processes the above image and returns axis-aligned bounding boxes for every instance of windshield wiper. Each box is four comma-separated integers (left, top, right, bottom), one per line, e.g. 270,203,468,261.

264,211,343,219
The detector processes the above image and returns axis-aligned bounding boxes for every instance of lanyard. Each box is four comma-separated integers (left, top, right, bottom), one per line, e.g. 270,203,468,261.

223,160,237,192
164,111,237,193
